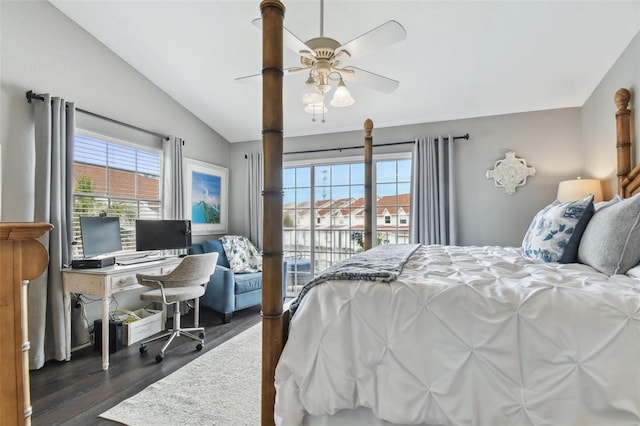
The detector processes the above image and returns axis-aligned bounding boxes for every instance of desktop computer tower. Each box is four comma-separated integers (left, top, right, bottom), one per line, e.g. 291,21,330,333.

72,257,116,269
93,319,124,353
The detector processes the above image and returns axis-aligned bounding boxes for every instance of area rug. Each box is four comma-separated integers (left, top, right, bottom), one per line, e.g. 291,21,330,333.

100,323,261,425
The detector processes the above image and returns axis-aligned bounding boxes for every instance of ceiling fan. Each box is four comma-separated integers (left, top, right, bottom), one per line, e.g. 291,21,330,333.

237,0,406,121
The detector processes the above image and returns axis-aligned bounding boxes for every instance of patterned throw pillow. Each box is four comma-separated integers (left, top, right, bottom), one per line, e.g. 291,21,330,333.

521,195,594,263
220,235,262,273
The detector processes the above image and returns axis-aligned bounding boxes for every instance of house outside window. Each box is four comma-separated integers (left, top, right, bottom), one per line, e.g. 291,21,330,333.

283,156,411,290
72,133,162,257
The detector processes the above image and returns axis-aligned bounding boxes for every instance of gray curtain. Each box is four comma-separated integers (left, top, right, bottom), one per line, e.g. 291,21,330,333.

245,152,263,248
30,95,75,369
162,136,184,220
410,136,457,245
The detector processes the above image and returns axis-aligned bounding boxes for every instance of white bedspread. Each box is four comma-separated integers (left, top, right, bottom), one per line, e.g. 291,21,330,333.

275,245,640,426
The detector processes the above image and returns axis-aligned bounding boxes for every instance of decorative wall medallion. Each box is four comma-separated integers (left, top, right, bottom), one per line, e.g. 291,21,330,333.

486,151,536,195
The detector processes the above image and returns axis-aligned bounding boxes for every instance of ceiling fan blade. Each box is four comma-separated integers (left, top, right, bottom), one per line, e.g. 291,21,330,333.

252,18,313,56
342,67,399,94
236,67,304,83
235,73,262,84
337,20,406,60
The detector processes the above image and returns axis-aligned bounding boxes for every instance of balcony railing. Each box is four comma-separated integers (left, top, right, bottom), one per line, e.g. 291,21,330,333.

283,228,410,295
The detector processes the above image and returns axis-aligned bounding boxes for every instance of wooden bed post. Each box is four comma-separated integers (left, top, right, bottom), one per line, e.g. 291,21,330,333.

615,88,632,197
364,119,373,250
260,1,285,425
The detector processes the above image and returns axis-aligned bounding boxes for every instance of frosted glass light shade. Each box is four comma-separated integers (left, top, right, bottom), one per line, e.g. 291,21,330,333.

557,178,603,203
302,76,324,104
305,102,327,114
330,80,355,107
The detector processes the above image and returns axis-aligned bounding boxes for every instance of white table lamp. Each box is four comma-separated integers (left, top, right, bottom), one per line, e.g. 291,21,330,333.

557,178,603,203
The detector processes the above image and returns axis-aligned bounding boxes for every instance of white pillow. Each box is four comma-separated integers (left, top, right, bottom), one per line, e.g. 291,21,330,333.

578,193,640,275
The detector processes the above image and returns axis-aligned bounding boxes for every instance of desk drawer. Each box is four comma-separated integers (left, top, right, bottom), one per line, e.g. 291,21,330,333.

111,267,164,291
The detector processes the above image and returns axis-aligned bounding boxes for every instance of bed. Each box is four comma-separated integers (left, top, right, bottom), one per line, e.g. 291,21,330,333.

257,2,640,425
270,87,639,425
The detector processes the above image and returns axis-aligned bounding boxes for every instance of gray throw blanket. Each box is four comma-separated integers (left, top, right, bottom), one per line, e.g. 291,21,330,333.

289,244,420,318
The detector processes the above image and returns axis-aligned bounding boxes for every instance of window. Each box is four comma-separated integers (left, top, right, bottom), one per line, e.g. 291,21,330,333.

72,134,162,257
376,158,411,245
283,156,411,286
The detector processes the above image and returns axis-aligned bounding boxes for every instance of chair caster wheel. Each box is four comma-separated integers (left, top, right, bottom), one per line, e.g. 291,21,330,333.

199,332,205,339
196,343,203,351
140,345,147,354
155,354,164,363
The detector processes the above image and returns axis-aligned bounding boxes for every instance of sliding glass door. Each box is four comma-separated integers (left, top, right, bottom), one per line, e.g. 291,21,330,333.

283,156,411,293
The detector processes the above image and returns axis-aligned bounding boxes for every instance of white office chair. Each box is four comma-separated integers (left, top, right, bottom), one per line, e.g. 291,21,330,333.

136,252,218,362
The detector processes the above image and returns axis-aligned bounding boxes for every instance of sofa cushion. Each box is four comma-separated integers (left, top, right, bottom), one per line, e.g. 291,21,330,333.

234,272,262,294
202,239,230,268
190,243,204,255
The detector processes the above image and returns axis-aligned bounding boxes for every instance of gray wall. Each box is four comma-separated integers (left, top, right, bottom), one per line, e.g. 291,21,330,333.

582,31,640,199
0,0,230,223
1,2,637,319
229,30,640,248
0,1,230,323
230,107,583,247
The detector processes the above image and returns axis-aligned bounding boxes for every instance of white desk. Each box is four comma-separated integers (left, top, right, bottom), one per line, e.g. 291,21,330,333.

62,257,182,370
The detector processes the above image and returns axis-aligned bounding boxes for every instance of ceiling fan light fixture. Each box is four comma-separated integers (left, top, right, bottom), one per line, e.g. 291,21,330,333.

304,102,328,114
330,79,355,107
302,74,324,104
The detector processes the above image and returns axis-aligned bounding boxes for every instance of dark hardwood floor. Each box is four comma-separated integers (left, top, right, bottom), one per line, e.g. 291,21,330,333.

30,305,262,425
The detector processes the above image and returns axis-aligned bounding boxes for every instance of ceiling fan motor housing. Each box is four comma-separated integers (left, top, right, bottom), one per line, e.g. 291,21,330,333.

301,37,345,68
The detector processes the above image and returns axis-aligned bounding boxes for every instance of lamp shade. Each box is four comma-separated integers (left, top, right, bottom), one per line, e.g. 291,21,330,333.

556,178,603,203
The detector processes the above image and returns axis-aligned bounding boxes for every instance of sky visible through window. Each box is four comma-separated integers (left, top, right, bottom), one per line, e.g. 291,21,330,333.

283,159,411,203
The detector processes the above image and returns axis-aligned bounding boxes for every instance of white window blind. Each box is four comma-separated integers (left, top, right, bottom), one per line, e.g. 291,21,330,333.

72,135,162,258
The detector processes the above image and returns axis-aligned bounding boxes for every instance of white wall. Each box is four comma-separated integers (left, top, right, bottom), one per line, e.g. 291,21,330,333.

230,107,582,247
0,0,231,323
582,31,640,199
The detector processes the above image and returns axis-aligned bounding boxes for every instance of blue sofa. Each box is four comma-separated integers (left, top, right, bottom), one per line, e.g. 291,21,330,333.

191,239,287,323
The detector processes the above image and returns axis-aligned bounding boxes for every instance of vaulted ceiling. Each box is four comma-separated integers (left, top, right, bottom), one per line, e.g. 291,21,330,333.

50,1,640,143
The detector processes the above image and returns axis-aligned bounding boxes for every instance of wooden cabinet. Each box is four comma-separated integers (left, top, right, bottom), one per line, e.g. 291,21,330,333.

0,223,52,426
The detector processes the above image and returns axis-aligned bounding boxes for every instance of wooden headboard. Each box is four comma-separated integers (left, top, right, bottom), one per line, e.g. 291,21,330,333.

615,88,639,198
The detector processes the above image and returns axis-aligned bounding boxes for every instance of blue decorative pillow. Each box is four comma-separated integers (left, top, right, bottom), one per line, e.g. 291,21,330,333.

521,195,595,263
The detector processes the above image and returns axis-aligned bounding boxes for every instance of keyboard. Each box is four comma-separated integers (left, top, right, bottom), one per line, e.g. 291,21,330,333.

117,256,166,266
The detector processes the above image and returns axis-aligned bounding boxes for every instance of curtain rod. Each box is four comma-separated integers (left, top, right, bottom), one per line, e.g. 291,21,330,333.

281,133,469,156
25,90,170,141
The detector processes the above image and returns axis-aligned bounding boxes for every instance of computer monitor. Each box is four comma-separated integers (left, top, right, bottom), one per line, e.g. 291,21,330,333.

79,216,122,258
135,220,192,251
